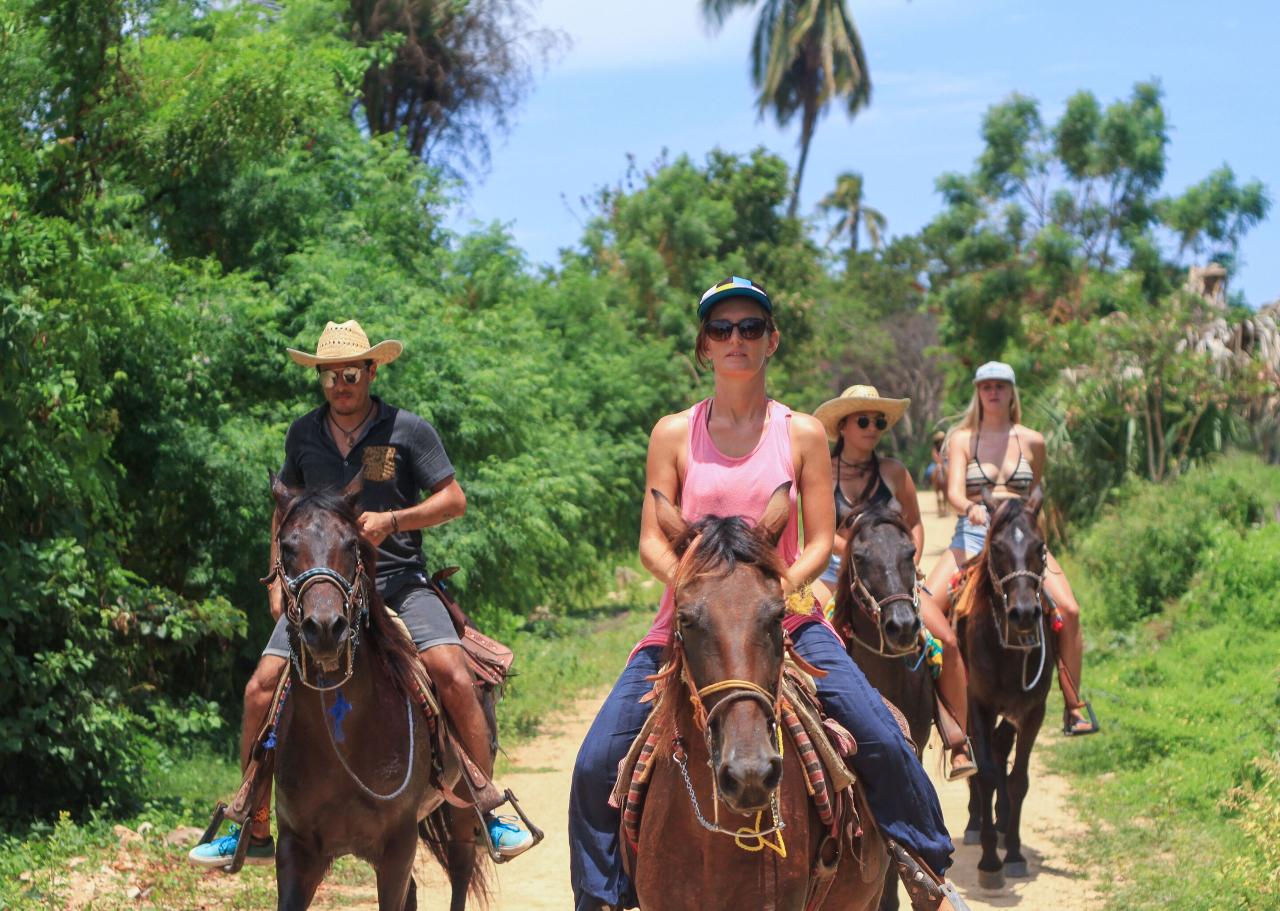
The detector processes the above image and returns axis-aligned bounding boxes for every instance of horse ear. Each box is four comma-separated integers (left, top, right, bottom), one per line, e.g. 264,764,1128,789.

340,473,364,514
1025,485,1045,518
651,489,688,548
758,481,792,546
270,471,301,512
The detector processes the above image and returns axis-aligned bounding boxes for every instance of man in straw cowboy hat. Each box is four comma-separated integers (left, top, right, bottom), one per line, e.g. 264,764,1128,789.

190,320,533,867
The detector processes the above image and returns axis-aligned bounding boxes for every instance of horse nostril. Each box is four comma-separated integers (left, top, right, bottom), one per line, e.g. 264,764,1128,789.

330,614,349,641
909,617,922,638
763,754,783,791
718,765,740,797
301,616,321,643
884,618,902,637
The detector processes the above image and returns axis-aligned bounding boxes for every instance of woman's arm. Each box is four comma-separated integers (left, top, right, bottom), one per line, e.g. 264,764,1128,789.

947,430,987,526
638,412,689,588
885,459,925,563
789,414,836,595
1024,426,1047,489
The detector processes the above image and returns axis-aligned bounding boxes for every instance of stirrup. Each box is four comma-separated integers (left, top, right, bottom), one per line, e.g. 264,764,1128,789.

195,802,254,874
474,789,545,863
943,737,977,781
1063,701,1100,737
888,839,973,911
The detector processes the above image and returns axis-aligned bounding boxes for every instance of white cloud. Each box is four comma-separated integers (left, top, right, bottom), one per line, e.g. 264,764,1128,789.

534,0,909,73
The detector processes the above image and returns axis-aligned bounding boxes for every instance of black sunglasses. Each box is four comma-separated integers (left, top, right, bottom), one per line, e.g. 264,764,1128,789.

317,366,365,389
853,415,888,431
704,317,770,342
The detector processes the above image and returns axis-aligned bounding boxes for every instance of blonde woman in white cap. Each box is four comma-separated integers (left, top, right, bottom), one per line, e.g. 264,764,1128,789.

921,361,1098,737
813,386,976,779
190,320,533,869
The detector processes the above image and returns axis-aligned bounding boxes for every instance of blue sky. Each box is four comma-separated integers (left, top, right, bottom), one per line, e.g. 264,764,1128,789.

450,0,1279,306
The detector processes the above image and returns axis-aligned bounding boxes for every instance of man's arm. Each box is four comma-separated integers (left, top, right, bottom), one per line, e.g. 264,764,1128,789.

357,476,466,546
268,504,284,620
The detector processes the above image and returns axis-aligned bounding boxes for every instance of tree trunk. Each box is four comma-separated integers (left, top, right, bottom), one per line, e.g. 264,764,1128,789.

789,95,819,219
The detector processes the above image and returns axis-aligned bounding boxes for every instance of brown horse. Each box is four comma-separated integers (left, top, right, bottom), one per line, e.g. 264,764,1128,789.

269,476,488,911
956,490,1054,890
632,484,887,911
831,505,932,911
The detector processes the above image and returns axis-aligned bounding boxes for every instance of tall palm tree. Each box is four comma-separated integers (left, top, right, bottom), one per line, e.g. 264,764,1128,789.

703,0,871,217
819,170,886,253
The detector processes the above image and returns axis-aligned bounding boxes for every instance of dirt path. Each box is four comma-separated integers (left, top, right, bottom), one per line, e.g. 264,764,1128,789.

252,492,1099,909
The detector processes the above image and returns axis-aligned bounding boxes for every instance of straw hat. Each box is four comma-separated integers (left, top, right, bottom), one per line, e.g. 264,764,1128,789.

813,385,910,442
286,320,403,368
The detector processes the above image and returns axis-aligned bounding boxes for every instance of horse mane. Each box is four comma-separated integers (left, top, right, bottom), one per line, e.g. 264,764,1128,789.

830,502,913,634
953,498,1038,620
650,514,787,733
285,489,424,703
670,514,788,590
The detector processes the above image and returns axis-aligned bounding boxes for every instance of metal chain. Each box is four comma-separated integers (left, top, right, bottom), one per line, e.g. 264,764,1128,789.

321,692,416,802
672,747,785,839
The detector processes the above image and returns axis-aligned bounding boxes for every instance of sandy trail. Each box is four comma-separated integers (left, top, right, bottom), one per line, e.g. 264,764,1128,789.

308,492,1098,909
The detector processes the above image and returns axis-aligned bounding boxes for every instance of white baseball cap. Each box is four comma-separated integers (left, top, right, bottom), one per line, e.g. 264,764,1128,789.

973,361,1016,385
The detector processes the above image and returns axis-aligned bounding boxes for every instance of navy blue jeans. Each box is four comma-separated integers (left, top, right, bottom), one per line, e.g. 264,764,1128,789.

568,624,954,910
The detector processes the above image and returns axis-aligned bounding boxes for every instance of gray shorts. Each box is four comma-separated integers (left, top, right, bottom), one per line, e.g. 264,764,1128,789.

261,584,461,658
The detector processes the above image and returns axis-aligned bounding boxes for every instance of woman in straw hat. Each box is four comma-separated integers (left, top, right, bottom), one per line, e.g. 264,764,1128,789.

813,386,976,780
920,362,1098,737
568,278,954,911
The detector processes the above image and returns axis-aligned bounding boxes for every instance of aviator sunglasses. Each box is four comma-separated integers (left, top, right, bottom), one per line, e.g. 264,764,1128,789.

704,317,771,342
317,366,366,389
852,415,888,431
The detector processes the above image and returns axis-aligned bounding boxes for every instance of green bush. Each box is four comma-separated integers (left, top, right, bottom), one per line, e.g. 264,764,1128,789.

1069,454,1280,627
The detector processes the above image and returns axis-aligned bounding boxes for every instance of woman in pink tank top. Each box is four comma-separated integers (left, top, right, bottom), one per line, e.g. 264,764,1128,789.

569,277,953,911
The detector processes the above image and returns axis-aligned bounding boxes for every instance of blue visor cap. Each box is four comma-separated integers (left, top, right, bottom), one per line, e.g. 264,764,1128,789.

698,276,773,321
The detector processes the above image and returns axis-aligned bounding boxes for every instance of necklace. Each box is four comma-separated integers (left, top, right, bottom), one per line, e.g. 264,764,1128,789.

837,455,874,470
329,402,375,448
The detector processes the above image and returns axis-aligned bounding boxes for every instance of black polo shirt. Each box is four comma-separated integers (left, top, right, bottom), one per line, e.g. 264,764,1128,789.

279,397,454,595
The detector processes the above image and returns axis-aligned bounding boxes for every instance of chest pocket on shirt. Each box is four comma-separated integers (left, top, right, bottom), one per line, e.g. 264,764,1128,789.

362,445,397,482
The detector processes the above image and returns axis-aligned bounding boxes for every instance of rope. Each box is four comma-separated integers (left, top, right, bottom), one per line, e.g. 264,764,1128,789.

321,690,416,802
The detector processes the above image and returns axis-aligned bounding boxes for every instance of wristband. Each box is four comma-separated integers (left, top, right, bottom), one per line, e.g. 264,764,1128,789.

390,510,400,534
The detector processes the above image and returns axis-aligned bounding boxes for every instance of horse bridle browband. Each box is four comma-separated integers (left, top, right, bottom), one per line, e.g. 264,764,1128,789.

262,506,370,692
843,513,922,658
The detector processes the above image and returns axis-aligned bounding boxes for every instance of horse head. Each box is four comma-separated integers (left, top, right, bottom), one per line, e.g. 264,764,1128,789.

651,482,791,815
270,473,371,687
837,505,921,656
981,487,1047,650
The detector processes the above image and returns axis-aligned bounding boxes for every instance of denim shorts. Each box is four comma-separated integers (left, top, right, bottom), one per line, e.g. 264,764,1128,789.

261,583,459,658
950,516,987,558
819,553,842,586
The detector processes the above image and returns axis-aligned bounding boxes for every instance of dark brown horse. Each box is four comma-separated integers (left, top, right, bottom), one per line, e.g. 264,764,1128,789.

269,476,488,910
632,484,887,911
831,505,932,911
956,490,1054,890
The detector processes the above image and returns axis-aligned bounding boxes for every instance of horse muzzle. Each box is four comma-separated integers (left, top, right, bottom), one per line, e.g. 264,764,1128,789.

300,612,353,669
715,747,784,814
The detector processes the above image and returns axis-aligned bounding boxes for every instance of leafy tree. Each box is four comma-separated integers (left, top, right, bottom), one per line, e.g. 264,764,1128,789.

819,170,886,254
703,0,870,215
345,0,560,175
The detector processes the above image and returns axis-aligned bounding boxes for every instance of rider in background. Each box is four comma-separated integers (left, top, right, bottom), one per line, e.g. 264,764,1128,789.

811,386,976,780
925,429,948,516
189,320,532,868
568,278,952,911
920,361,1099,737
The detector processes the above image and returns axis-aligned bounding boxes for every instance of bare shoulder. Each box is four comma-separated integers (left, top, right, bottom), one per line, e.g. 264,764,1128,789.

947,427,972,452
788,412,829,449
880,456,908,481
650,410,691,446
1017,425,1045,447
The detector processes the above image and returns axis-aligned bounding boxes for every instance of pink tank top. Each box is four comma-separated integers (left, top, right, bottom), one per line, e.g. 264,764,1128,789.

631,398,825,660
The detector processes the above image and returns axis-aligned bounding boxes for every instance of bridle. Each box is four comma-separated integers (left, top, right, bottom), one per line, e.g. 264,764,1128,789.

262,504,370,692
842,513,922,659
985,526,1050,691
667,624,787,844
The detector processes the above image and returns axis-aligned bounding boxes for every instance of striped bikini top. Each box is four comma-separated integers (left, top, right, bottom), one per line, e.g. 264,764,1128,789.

965,428,1034,496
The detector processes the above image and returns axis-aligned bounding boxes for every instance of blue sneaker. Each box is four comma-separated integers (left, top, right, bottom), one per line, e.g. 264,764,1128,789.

485,815,533,858
187,825,275,868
